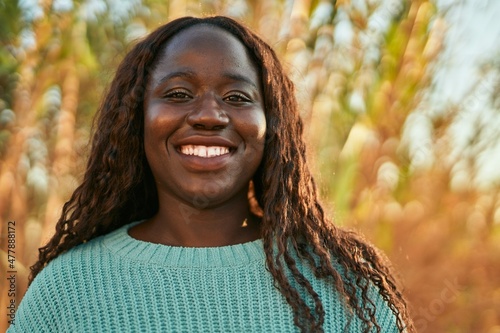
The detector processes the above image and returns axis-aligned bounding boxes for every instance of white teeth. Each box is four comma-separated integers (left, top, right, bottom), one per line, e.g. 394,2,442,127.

179,145,230,158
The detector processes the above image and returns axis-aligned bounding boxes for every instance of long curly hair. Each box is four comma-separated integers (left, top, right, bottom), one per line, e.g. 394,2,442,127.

30,16,414,333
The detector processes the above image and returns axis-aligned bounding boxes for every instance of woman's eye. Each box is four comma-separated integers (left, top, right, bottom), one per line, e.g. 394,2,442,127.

164,90,191,100
224,94,251,103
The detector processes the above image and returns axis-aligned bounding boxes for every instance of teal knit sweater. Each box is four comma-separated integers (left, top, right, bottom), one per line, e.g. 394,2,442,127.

9,222,399,332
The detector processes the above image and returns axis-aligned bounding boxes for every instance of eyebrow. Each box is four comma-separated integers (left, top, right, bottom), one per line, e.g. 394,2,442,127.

154,70,259,90
221,72,259,90
155,70,196,87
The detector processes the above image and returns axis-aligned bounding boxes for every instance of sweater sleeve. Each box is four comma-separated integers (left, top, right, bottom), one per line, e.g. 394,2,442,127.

7,264,64,332
368,283,400,333
346,279,401,333
328,258,401,333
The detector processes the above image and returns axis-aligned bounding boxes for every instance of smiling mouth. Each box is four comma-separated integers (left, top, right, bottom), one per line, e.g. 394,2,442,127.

179,145,231,158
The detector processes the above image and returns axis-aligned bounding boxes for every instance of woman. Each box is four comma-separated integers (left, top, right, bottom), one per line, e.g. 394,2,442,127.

10,16,414,332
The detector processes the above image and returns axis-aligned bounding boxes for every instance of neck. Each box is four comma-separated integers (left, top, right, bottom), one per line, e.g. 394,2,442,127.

129,189,261,247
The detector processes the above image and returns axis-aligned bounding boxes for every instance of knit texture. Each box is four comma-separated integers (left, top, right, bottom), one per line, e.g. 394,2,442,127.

9,222,399,332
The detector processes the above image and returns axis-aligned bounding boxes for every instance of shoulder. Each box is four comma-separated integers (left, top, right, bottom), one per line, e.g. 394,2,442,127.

292,244,401,332
38,233,110,279
27,223,132,288
30,221,137,278
336,261,401,332
7,233,114,332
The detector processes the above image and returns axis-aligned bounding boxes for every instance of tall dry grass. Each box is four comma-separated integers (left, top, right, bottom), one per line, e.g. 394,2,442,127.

1,1,499,332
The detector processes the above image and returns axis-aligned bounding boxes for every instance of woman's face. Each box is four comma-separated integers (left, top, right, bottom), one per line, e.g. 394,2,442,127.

143,24,266,208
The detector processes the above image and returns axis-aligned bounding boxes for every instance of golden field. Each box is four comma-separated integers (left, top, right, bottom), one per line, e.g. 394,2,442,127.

1,1,499,332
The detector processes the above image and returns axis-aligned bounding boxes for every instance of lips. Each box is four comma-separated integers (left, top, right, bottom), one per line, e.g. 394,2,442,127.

173,136,237,171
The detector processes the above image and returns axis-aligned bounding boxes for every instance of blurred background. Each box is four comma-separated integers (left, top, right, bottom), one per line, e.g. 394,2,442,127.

1,0,499,332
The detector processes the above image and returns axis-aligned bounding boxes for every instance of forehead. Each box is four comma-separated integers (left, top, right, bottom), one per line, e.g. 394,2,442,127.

154,24,258,75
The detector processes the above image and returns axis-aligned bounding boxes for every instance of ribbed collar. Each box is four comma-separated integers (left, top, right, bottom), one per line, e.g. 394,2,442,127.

102,222,266,268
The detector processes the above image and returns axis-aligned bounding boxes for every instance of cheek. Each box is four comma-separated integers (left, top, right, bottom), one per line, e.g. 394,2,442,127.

144,106,163,135
143,128,159,172
246,111,267,145
143,107,173,164
257,115,267,142
243,111,266,170
143,105,177,143
143,118,161,157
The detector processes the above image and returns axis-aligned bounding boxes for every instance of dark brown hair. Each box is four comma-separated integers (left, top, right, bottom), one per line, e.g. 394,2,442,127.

30,16,414,333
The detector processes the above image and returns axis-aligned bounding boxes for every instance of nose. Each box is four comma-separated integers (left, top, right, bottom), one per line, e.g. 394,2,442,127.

187,93,229,130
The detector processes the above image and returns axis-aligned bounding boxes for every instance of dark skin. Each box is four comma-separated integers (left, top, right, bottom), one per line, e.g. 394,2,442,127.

129,25,266,247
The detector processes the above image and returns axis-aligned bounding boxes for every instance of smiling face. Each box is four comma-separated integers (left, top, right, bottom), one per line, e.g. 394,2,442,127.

144,24,266,209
